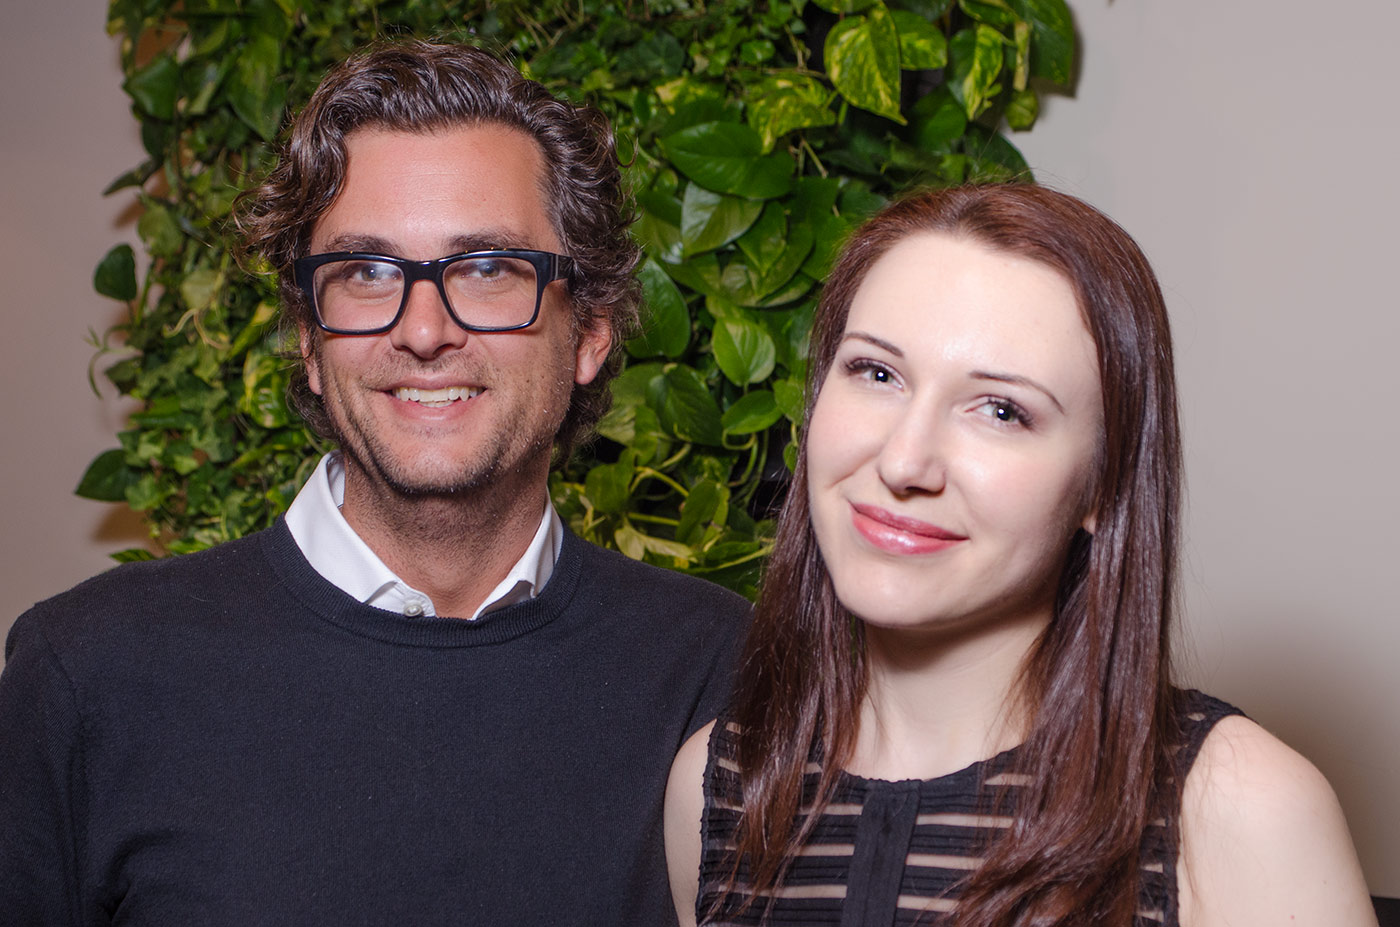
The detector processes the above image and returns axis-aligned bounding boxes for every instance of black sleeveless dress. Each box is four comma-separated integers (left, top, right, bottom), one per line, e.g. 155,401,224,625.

697,690,1242,926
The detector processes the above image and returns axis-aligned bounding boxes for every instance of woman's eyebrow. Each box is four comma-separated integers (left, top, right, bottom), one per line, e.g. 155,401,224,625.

970,370,1065,414
842,331,903,356
842,332,1068,414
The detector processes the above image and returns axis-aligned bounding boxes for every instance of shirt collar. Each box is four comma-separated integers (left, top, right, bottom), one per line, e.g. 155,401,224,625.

284,452,561,620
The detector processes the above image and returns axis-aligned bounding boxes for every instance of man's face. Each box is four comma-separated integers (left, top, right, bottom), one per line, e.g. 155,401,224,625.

302,125,610,499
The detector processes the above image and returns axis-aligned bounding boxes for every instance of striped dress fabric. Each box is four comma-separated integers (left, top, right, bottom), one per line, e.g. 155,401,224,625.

697,690,1241,927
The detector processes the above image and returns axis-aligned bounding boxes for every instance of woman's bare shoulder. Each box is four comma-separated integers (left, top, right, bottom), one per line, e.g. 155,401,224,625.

664,720,717,927
1177,714,1376,927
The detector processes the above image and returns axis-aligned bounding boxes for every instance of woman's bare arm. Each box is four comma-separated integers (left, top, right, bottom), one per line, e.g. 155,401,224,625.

665,720,716,927
1178,715,1377,927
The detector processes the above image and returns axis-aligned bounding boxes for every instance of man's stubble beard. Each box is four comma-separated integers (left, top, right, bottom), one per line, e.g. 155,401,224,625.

316,371,566,505
323,389,559,502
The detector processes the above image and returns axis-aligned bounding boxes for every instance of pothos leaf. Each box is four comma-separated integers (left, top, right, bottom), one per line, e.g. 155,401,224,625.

584,456,635,514
825,4,905,123
746,73,836,152
1005,86,1039,130
680,184,764,256
660,122,795,198
712,317,777,386
721,390,783,435
627,259,691,359
677,479,728,545
650,365,724,446
890,10,948,70
948,25,1007,120
959,0,1019,29
810,0,879,11
228,33,286,140
123,54,179,121
75,449,135,502
94,244,138,301
1008,0,1076,85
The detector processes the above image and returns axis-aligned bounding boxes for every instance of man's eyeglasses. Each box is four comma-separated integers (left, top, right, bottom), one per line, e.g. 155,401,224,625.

293,249,574,335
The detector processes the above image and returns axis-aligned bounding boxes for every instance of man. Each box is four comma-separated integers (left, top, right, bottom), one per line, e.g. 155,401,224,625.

0,42,748,925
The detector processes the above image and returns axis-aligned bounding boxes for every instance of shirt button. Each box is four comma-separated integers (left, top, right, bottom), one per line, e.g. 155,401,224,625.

403,600,425,618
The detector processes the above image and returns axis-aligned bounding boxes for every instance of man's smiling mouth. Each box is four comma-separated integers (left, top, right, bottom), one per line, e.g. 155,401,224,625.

392,386,484,408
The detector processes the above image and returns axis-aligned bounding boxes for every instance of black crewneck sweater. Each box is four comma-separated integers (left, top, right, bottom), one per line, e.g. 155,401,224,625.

0,519,749,926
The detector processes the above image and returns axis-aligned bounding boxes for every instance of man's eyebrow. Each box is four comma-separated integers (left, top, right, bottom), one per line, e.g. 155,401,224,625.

444,231,536,253
970,370,1066,414
842,331,904,357
316,230,536,257
320,234,396,254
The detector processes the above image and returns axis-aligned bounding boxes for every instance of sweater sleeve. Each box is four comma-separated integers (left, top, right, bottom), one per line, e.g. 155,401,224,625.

683,596,750,740
1,612,89,926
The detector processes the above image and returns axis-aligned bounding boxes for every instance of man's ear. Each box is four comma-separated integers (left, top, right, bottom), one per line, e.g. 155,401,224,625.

299,325,323,396
573,318,612,387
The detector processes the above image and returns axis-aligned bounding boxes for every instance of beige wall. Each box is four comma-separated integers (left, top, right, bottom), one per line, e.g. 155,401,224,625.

0,4,148,633
1013,0,1400,895
3,0,1396,895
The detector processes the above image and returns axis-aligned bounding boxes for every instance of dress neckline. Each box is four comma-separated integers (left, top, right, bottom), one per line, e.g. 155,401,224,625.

836,741,1024,792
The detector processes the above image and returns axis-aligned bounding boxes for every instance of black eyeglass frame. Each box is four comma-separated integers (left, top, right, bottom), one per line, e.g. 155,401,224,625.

292,249,574,335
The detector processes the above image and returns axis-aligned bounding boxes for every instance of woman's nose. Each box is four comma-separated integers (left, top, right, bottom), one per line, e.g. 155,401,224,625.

874,408,949,496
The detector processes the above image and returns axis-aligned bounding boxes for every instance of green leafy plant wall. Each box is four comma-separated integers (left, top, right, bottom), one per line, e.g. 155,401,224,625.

82,0,1075,596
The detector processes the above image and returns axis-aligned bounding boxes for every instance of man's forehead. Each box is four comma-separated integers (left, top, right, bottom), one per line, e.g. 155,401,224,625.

338,122,548,185
309,124,560,255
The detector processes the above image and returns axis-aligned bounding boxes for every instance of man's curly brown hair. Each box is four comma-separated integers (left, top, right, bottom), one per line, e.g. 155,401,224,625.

236,40,641,461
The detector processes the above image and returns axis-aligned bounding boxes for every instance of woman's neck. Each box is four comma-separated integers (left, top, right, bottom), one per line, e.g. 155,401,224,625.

845,609,1050,782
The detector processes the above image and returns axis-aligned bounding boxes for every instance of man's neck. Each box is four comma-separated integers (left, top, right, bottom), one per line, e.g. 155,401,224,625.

338,463,550,619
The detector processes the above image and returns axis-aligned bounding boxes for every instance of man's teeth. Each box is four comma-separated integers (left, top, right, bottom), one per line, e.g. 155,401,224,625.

393,386,482,407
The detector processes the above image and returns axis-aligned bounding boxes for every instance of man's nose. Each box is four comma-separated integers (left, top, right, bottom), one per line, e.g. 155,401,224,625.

387,279,470,358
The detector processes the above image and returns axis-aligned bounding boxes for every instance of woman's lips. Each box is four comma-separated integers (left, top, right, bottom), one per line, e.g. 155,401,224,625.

850,503,967,555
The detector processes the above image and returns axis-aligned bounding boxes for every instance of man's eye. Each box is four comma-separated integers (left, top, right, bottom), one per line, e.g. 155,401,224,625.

336,261,398,286
451,258,527,283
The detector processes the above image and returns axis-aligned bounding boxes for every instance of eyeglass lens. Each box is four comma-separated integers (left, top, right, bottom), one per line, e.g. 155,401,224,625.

312,255,540,332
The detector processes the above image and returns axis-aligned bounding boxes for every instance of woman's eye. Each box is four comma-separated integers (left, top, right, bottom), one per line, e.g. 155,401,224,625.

845,359,895,384
977,398,1031,426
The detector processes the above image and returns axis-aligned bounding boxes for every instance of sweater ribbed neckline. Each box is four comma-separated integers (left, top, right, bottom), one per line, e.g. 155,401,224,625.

257,517,583,648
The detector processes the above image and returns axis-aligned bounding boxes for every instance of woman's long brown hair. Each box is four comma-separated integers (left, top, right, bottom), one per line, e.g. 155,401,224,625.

727,184,1184,926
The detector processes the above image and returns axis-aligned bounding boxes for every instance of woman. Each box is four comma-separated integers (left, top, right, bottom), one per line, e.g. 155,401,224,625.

664,185,1374,927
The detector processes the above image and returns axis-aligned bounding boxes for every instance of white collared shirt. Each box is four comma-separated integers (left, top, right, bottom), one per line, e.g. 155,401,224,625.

284,452,562,620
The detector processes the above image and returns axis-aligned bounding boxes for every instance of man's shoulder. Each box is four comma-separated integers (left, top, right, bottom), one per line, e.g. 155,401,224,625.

40,526,276,607
560,537,750,733
565,534,752,626
9,526,283,658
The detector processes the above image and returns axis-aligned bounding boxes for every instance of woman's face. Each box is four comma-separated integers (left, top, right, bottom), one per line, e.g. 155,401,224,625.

806,232,1104,636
